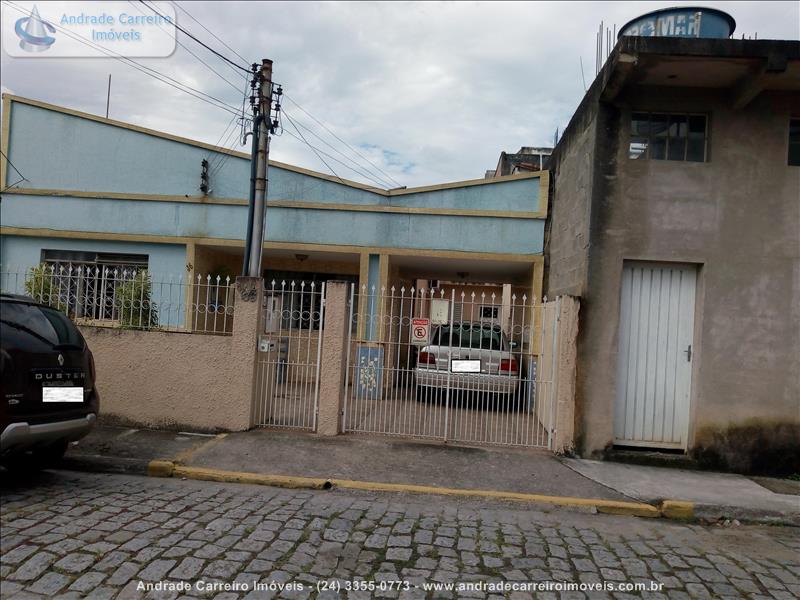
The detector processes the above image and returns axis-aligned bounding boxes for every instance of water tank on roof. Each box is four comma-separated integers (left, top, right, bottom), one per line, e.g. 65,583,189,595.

619,7,735,39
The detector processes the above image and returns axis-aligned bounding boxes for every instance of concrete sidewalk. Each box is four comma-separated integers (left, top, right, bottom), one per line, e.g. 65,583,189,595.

563,458,800,524
65,426,800,524
68,427,626,499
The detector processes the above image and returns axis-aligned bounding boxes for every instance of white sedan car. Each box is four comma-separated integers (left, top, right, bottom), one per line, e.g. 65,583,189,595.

414,321,521,401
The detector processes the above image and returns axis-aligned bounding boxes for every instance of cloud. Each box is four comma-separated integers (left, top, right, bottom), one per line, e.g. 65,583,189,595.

1,1,797,187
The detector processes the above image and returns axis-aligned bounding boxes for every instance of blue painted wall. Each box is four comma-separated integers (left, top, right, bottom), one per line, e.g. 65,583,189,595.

1,194,544,255
0,235,186,276
0,235,189,326
5,100,541,213
1,97,545,261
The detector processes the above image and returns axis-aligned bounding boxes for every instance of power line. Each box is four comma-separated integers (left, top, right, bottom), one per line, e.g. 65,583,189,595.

282,128,391,190
170,1,250,67
283,109,392,188
284,94,403,188
208,76,252,178
130,1,245,95
284,109,392,188
0,150,26,182
0,178,26,193
0,149,28,193
282,112,345,186
208,121,246,179
207,113,244,174
137,0,250,73
4,1,242,117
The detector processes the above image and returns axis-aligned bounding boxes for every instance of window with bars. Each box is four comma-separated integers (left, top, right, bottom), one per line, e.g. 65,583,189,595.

629,112,708,162
39,250,148,320
789,118,800,166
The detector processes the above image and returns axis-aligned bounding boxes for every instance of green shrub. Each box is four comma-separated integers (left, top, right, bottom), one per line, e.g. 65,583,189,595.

24,264,69,313
115,270,159,328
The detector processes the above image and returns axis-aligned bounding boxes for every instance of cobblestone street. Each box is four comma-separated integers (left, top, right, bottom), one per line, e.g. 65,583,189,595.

1,470,798,599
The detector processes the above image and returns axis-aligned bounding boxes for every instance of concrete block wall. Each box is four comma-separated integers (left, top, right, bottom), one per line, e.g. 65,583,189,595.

545,109,597,298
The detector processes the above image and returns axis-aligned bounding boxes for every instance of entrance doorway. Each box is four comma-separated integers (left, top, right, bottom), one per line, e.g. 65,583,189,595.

614,262,697,449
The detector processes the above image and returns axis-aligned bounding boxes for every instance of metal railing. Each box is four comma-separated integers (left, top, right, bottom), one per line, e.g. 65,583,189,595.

0,264,235,335
342,284,560,449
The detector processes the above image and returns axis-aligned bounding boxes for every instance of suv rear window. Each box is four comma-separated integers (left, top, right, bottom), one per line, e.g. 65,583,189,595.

432,324,504,350
0,302,84,348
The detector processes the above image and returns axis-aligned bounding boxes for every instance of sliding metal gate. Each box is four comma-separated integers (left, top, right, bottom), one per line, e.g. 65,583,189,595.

253,280,325,430
342,285,560,449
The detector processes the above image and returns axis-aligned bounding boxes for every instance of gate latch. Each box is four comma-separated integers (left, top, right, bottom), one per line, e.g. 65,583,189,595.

684,344,692,362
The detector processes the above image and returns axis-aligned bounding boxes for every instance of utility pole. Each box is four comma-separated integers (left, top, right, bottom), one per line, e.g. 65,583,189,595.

244,59,276,277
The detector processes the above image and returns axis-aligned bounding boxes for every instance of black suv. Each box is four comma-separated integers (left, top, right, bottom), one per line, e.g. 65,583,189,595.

1,293,99,469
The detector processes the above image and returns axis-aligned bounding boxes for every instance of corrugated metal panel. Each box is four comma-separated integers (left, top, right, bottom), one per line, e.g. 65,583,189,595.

614,263,696,448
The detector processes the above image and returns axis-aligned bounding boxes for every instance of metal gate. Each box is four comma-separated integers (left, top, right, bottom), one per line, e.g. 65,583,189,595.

342,285,560,449
253,280,325,430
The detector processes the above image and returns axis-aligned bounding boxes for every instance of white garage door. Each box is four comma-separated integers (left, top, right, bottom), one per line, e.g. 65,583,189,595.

614,262,697,449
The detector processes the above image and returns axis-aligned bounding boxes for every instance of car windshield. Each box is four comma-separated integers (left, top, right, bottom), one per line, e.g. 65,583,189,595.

0,302,84,348
432,323,504,350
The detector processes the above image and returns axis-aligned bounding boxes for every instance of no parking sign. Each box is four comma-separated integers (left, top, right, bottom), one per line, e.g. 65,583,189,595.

411,318,431,345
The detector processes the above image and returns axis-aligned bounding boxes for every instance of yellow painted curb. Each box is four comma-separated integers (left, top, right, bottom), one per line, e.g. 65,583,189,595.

149,462,660,518
147,460,175,478
330,478,661,518
171,465,333,490
660,500,695,520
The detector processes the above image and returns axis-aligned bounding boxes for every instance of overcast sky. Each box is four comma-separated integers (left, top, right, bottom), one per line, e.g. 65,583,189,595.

2,1,798,188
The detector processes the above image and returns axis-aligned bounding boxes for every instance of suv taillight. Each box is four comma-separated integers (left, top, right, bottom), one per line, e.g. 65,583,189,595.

418,351,436,366
499,358,518,374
